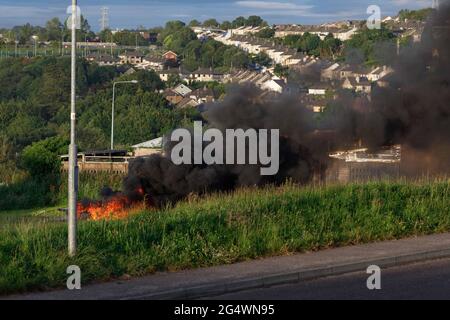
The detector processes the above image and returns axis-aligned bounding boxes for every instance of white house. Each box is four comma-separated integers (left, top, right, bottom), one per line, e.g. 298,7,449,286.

261,79,285,93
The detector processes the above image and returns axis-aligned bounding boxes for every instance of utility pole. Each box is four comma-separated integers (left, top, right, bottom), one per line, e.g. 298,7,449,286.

68,0,78,257
100,6,110,31
32,35,38,56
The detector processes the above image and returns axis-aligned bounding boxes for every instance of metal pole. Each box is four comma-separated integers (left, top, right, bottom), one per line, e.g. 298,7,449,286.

68,0,78,257
111,82,116,150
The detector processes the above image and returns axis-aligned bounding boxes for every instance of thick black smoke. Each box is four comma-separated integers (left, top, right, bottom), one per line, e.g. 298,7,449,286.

124,3,450,206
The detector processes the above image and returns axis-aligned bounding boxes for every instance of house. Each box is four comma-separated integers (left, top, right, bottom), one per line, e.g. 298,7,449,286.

142,55,166,70
173,84,192,97
342,77,372,93
308,82,333,95
163,89,183,105
188,68,224,82
321,62,341,81
119,51,145,65
131,137,163,157
85,54,120,66
163,50,178,63
157,68,182,82
367,66,393,82
308,88,327,95
261,79,286,93
177,96,199,109
189,87,215,104
307,99,328,113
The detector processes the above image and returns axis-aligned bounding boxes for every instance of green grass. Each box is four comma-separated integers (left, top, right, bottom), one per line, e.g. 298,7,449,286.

0,180,449,295
0,172,124,211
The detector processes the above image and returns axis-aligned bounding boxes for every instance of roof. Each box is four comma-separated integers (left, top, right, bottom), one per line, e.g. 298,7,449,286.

144,55,165,63
193,68,224,75
173,84,192,96
177,96,198,108
132,137,163,149
190,87,215,99
120,51,145,58
163,50,178,57
163,88,181,98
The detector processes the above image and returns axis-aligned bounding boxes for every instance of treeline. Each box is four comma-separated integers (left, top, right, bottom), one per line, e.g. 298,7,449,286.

0,16,94,45
398,8,434,21
159,20,252,72
0,57,199,186
283,33,343,59
188,15,268,29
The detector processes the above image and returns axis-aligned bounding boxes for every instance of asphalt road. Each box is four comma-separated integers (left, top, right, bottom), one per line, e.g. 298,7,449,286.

206,258,450,300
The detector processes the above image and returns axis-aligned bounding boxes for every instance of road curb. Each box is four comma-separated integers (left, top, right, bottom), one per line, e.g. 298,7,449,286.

126,247,450,300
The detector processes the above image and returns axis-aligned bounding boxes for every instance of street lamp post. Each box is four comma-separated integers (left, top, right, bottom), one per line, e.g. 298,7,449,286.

111,80,139,150
32,35,38,57
68,0,78,257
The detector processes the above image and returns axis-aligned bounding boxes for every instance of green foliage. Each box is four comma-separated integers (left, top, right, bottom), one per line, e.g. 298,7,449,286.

344,26,395,65
166,74,183,88
112,31,148,46
203,19,219,28
251,52,272,67
0,57,200,210
163,27,197,53
0,180,449,294
188,20,201,27
398,8,433,21
21,136,68,177
232,16,267,28
283,33,342,58
255,28,275,39
274,64,289,78
220,21,232,30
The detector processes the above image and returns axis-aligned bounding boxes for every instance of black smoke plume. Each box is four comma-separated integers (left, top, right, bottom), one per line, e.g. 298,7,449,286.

123,3,450,207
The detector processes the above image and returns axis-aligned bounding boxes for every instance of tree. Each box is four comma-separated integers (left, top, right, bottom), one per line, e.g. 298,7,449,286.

113,31,147,46
274,64,289,78
344,26,395,65
45,17,63,42
251,52,272,67
246,15,265,27
232,16,247,28
203,19,219,28
220,21,232,30
163,27,197,53
188,20,201,27
167,74,183,88
398,8,433,21
21,136,68,177
255,28,275,38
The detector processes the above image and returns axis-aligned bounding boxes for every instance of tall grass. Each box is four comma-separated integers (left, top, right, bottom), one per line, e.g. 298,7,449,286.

0,172,124,211
0,180,449,295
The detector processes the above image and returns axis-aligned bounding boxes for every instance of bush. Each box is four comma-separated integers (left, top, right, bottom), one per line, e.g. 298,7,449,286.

21,136,68,178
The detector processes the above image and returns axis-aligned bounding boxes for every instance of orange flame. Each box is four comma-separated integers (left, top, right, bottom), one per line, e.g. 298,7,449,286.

77,189,148,221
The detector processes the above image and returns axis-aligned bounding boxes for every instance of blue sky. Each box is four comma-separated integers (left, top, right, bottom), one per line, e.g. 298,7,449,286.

0,0,432,30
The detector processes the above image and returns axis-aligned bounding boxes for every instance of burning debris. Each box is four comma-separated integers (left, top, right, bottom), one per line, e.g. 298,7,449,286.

330,145,401,163
77,187,148,220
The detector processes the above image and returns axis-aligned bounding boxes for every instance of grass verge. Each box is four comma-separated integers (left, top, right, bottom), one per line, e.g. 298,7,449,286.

0,180,449,295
